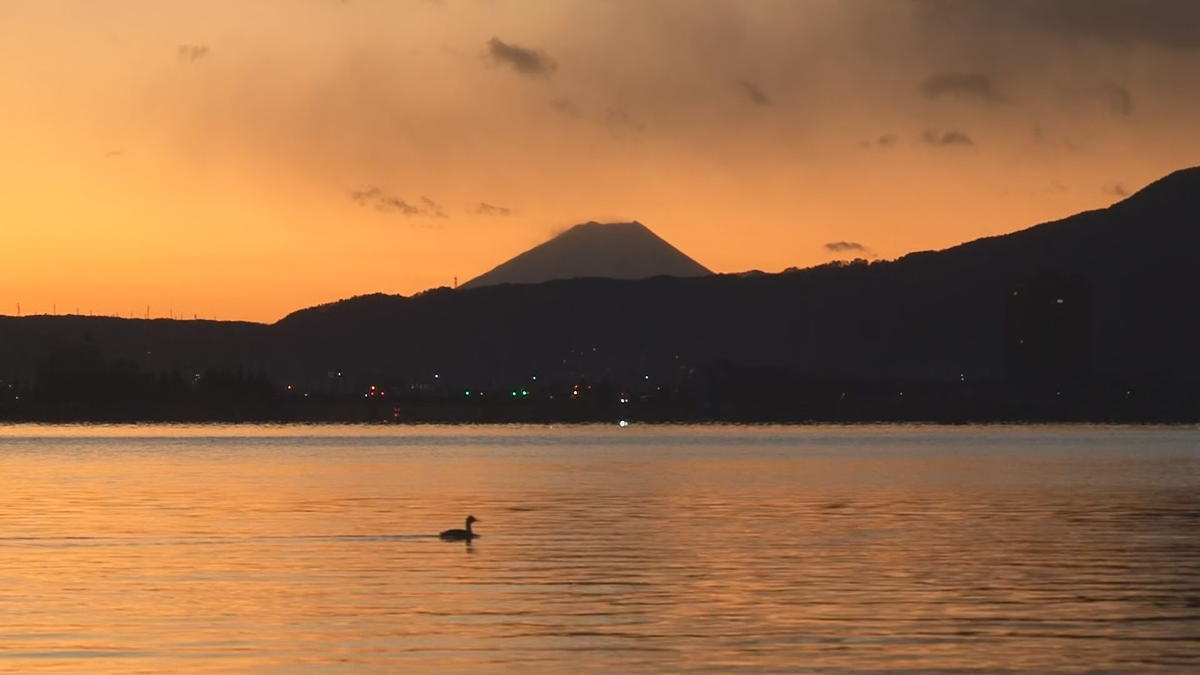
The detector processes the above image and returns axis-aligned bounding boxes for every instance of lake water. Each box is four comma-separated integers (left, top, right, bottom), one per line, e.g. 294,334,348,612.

1,425,1199,674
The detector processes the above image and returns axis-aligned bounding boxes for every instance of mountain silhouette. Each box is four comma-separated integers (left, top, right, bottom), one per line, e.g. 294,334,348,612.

2,167,1198,404
460,221,712,289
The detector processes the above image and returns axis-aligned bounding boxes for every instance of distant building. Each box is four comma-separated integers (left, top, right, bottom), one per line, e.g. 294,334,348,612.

1004,271,1092,397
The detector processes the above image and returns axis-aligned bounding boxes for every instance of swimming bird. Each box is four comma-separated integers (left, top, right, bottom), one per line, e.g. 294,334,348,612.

439,515,480,541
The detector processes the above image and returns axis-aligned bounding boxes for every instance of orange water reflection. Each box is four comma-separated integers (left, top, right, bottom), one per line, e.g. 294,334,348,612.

1,425,1198,673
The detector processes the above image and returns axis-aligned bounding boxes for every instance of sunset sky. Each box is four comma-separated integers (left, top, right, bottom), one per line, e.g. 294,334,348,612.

3,0,1198,322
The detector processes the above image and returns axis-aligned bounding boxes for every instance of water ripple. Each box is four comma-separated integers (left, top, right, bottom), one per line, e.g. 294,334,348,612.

1,425,1198,673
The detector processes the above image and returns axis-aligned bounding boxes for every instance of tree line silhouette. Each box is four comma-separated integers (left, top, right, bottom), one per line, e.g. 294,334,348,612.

2,338,1196,424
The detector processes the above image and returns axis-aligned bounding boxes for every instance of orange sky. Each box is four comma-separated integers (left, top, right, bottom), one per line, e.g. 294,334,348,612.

2,0,1199,322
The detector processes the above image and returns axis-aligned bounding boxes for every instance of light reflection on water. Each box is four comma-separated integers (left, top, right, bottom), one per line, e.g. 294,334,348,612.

1,425,1198,673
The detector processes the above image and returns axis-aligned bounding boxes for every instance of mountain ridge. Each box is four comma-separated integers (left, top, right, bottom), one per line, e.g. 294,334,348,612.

228,165,1200,385
2,166,1197,392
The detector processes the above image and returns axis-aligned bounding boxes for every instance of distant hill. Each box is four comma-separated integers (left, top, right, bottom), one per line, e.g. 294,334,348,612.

460,221,712,289
1,167,1198,392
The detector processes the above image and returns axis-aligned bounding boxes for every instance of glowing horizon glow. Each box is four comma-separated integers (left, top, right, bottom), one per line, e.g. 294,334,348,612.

2,1,1198,323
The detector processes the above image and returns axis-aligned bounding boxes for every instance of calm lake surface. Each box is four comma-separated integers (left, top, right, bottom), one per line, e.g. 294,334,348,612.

1,424,1199,674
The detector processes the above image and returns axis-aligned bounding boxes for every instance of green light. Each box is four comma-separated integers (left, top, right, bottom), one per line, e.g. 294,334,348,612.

512,391,517,397
465,390,471,396
521,390,528,397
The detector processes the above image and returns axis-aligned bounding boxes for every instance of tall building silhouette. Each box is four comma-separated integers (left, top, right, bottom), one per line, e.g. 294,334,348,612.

1004,271,1092,397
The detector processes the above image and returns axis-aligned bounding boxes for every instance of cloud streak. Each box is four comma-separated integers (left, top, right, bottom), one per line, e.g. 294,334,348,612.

1097,80,1135,117
177,45,209,63
737,80,771,106
475,203,514,217
487,37,557,77
923,130,976,148
921,72,1008,103
825,241,869,253
604,108,646,140
860,134,898,150
350,188,447,218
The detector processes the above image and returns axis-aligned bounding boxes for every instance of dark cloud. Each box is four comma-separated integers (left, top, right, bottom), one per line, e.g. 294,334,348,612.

177,45,209,63
350,188,447,218
104,150,124,158
1104,183,1130,197
923,129,976,148
913,0,1200,51
921,72,1008,103
487,37,557,77
1097,80,1135,116
825,241,870,253
737,80,771,106
475,203,514,217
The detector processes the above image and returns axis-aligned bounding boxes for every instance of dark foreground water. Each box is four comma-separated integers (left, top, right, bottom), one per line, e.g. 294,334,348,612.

1,425,1198,674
